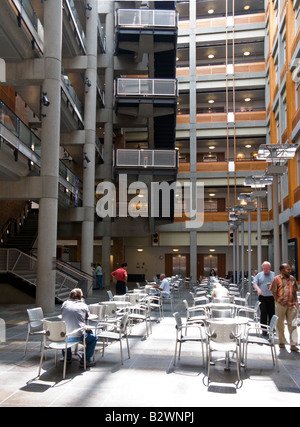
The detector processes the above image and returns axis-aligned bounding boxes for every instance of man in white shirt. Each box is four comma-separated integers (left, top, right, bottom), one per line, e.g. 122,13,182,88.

154,273,170,298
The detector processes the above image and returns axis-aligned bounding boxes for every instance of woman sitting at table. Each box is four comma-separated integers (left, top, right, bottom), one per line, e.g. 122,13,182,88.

212,283,229,299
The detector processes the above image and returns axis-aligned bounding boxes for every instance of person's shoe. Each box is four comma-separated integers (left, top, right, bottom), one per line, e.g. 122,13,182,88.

279,343,286,349
80,359,96,367
291,345,299,352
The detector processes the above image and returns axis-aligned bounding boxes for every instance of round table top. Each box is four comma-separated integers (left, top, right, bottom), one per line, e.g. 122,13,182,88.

206,317,250,325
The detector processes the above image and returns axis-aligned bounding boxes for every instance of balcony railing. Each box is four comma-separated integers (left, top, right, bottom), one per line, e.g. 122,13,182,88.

115,78,178,97
0,100,82,204
116,9,178,29
115,149,178,168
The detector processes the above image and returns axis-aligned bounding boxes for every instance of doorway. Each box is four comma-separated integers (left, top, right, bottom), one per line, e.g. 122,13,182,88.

203,254,218,277
172,255,186,276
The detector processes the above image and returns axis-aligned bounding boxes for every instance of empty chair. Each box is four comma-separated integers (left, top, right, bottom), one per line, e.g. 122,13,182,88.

38,320,86,380
205,319,242,385
183,299,207,326
148,293,164,320
96,313,130,365
237,301,261,326
243,314,279,371
24,307,58,356
213,297,231,304
173,312,205,367
234,292,250,306
189,292,209,306
128,299,152,337
87,304,106,334
107,290,114,301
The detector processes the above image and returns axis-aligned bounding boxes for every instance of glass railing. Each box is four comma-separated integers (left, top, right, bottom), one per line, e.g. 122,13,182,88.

116,9,178,28
116,78,178,97
64,0,86,53
116,149,178,168
0,100,82,203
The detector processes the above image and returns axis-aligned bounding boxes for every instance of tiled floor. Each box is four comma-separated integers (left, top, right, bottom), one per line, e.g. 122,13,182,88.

1,286,300,407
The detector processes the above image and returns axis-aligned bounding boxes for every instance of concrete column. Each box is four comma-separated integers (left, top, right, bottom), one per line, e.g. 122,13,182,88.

188,0,198,281
281,222,289,263
36,0,62,313
81,0,98,293
273,174,280,273
100,2,114,288
256,197,262,270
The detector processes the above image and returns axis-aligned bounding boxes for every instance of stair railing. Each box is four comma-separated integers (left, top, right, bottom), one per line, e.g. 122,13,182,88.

0,248,79,297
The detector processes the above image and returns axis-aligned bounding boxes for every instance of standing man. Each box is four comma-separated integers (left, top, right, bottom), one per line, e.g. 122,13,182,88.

253,261,275,334
270,263,299,351
111,262,128,295
95,263,103,289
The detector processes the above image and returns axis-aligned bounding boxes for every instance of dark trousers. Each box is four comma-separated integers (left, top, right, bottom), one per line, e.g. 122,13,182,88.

258,295,275,329
116,280,126,295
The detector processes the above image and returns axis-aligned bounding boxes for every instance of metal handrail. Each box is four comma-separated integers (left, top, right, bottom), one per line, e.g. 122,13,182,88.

0,248,79,296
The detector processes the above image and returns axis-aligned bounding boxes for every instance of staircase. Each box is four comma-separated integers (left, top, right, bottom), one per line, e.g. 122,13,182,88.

4,212,38,254
0,248,93,302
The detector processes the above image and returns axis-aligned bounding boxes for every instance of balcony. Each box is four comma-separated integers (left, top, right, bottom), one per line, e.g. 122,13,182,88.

116,9,178,30
115,149,178,174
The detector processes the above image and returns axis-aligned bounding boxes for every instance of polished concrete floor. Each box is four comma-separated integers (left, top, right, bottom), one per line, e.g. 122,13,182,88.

0,284,300,408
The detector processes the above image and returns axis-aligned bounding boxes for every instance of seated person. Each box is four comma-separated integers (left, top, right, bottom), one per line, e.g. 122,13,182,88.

153,273,170,298
61,288,97,367
212,283,229,299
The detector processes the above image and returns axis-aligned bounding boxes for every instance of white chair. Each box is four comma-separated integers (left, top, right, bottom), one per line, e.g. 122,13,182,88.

182,299,207,326
234,292,250,306
38,320,86,380
107,290,114,301
96,313,130,365
145,294,162,320
173,312,205,367
87,304,106,334
128,299,152,337
205,319,242,385
0,318,5,343
24,307,58,356
243,314,279,371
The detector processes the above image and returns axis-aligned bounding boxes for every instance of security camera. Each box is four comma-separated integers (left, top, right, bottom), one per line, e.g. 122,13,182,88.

41,93,50,107
84,153,91,163
85,78,91,87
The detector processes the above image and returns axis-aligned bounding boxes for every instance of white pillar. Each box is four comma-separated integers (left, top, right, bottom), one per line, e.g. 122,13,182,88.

36,0,62,313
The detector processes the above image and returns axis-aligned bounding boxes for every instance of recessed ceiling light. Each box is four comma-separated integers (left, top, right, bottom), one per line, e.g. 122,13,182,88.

244,51,251,56
173,248,179,252
208,54,214,59
208,99,215,104
244,5,250,10
137,248,143,252
209,145,215,149
209,249,215,252
245,97,251,102
209,193,215,197
245,144,252,148
208,9,214,14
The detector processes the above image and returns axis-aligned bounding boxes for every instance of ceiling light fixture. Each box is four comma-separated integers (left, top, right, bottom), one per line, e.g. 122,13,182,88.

245,144,252,148
244,51,251,56
208,99,215,104
244,97,251,102
208,9,214,14
209,145,215,149
208,54,214,59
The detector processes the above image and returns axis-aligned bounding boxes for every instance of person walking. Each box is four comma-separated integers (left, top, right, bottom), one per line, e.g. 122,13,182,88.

95,263,103,289
270,263,299,351
111,262,128,295
252,261,275,333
